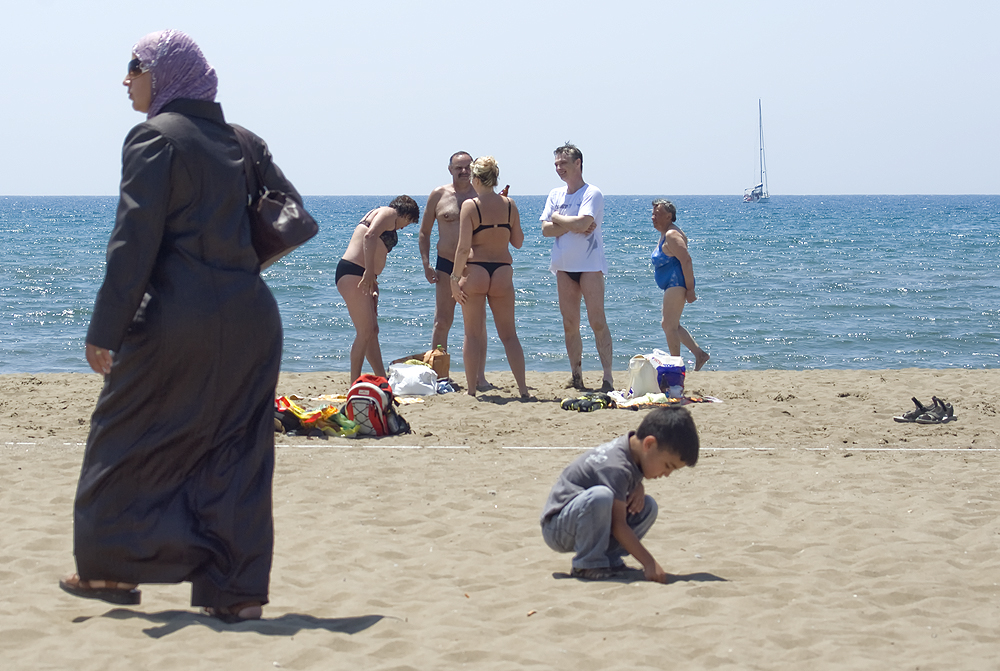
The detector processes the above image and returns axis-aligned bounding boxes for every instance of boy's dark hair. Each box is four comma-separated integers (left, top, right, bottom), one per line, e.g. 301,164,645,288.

388,195,420,223
635,407,699,466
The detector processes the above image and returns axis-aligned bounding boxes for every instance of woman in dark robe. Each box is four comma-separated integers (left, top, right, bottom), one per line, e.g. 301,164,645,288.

59,30,300,622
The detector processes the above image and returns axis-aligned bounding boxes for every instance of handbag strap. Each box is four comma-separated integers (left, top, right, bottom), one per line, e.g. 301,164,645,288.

231,125,266,201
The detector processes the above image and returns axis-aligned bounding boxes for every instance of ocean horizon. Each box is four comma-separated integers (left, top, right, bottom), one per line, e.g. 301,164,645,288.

2,194,997,374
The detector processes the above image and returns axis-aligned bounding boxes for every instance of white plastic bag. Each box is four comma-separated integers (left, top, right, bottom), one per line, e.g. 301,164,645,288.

387,363,437,396
648,349,686,397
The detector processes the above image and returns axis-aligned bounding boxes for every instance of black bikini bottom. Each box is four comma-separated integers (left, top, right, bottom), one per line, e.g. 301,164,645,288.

335,258,365,284
435,255,454,275
470,261,511,278
564,271,583,284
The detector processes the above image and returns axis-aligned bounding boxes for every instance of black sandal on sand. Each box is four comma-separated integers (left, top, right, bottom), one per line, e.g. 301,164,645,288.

570,566,618,581
893,397,931,423
202,602,263,624
59,574,141,605
941,397,956,422
916,396,955,424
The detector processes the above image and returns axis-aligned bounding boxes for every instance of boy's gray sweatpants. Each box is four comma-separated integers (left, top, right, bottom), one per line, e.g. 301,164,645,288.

540,485,658,570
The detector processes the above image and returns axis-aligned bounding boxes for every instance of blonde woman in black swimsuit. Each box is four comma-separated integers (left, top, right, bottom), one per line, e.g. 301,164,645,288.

336,195,419,383
450,156,530,398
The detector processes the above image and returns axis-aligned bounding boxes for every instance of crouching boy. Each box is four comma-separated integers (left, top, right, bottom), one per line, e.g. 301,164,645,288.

540,406,699,582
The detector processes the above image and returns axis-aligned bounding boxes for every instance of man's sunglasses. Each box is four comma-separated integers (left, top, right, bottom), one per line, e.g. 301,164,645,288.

127,58,149,78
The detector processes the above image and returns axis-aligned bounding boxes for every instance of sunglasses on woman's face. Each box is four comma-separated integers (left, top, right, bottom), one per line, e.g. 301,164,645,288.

127,58,149,78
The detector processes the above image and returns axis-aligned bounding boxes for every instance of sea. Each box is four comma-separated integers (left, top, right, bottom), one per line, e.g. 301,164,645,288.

1,194,998,374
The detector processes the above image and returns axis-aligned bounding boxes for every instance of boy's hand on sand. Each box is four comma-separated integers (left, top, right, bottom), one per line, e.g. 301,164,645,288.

644,560,669,584
626,483,645,514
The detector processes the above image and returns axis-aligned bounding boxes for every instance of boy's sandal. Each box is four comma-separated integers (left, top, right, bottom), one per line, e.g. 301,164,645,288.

59,574,141,605
893,397,930,423
570,566,618,581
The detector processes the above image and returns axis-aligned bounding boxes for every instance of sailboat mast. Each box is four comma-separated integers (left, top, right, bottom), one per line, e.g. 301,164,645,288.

758,99,768,198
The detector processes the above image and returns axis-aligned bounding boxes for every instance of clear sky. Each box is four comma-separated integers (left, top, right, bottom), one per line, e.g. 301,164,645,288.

3,0,997,196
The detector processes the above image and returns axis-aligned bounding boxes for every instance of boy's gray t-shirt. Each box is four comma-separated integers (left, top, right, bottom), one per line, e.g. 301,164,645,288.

540,432,643,523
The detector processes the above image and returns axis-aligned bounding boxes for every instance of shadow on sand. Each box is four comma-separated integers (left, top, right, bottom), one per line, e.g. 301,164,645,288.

72,608,387,639
553,569,727,584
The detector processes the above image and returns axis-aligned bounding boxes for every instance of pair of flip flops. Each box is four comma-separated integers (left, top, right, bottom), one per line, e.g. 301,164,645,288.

893,396,956,424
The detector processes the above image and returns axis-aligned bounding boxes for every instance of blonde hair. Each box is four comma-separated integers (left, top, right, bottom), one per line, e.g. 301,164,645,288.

471,156,500,189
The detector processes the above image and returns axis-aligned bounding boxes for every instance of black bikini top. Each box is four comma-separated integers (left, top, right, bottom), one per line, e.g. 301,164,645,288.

379,229,398,253
472,197,512,236
361,212,398,254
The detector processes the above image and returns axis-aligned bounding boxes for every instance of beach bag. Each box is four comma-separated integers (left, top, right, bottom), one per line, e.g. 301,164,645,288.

388,363,437,396
628,350,686,398
628,355,660,397
343,374,410,436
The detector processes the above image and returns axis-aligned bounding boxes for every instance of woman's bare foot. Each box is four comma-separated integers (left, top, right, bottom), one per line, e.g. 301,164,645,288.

694,351,710,371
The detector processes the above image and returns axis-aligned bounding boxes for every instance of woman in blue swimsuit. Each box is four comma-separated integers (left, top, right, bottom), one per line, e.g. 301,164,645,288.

451,156,530,398
336,196,419,383
652,199,710,371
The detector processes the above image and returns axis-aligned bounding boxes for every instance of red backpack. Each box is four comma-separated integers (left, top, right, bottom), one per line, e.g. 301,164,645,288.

343,374,409,436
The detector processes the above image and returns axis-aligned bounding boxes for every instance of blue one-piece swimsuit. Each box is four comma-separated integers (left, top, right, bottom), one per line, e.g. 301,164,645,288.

652,239,687,290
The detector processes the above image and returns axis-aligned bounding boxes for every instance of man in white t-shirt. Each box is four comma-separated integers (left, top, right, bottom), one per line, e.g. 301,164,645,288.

540,143,613,391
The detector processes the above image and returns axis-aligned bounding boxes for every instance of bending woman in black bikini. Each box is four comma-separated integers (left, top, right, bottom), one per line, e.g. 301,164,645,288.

451,156,530,398
336,195,419,383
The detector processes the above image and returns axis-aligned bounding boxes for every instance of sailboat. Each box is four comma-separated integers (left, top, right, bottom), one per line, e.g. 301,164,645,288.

743,99,769,202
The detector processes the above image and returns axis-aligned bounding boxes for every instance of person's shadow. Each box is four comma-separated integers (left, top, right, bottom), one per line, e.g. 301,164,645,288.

553,568,727,584
72,609,387,639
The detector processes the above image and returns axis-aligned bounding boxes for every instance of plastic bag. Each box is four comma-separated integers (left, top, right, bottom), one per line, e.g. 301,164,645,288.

647,349,686,397
387,363,437,396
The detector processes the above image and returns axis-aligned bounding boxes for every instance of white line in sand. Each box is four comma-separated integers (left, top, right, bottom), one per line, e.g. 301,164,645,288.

274,444,471,449
503,446,589,450
4,442,997,453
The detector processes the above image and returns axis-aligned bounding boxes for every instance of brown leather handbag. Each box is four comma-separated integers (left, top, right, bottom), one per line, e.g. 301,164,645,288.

232,126,318,269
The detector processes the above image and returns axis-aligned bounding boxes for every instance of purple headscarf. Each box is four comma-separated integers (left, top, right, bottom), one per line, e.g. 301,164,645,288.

133,29,218,118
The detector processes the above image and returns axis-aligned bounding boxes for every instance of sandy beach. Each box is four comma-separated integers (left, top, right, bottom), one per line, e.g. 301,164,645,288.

2,368,998,669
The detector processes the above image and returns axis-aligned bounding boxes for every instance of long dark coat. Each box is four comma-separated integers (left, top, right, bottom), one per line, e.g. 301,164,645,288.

75,98,297,610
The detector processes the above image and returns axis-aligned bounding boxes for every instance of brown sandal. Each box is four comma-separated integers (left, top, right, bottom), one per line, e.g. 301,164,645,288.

202,602,263,624
59,574,141,605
